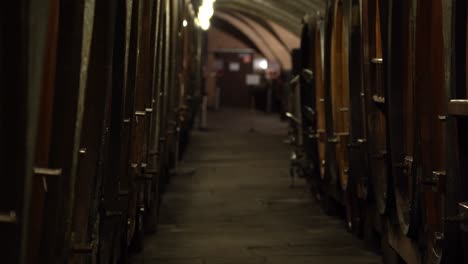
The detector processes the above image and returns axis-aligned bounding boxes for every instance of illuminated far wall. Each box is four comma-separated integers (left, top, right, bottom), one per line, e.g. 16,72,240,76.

205,26,264,109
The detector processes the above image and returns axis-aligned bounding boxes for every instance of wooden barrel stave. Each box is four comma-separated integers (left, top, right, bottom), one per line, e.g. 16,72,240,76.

324,0,368,231
26,1,60,263
362,0,390,215
443,1,466,262
346,0,370,233
387,0,417,236
38,1,98,262
413,0,447,261
124,0,157,251
330,0,351,192
67,1,125,263
299,19,320,181
314,22,328,181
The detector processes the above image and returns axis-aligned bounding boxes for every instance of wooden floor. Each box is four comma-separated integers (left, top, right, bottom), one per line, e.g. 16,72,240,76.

130,109,382,264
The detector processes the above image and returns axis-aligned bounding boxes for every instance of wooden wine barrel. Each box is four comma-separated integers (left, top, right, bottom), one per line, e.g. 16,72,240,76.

140,0,162,245
26,1,60,263
322,2,338,189
96,1,133,261
298,17,320,180
154,3,170,194
119,0,140,250
386,0,417,236
124,0,155,251
329,0,350,192
142,0,164,234
445,1,468,262
344,0,369,234
159,0,175,188
165,0,182,170
362,0,390,215
0,2,54,263
67,1,124,263
326,0,361,231
117,0,140,253
38,1,98,262
314,20,328,181
464,4,468,262
414,0,448,262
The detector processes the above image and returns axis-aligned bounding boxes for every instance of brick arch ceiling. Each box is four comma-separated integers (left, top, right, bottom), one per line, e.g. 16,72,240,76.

233,13,293,69
215,12,295,69
215,0,326,36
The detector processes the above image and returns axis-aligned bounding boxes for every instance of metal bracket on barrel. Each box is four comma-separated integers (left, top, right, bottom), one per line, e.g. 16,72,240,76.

137,163,158,181
307,131,319,139
339,107,349,112
135,111,146,123
303,106,315,121
422,170,446,192
301,69,314,83
34,167,62,192
371,58,383,64
285,112,301,125
348,138,366,149
79,148,87,155
372,94,385,104
290,75,300,86
445,202,468,232
438,115,447,121
130,163,139,176
459,203,468,232
369,57,384,106
393,156,413,175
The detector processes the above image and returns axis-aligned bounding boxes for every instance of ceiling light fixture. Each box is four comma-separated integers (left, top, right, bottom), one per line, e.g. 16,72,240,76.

197,0,216,31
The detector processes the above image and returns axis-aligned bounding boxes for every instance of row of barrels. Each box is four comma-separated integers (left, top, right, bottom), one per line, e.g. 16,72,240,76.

290,0,468,263
1,0,203,263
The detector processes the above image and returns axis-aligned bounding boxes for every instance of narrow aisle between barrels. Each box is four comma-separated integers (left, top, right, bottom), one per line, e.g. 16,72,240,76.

131,109,381,264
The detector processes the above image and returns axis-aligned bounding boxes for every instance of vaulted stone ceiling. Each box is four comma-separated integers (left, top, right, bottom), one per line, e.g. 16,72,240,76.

207,0,327,70
214,12,292,68
215,0,327,36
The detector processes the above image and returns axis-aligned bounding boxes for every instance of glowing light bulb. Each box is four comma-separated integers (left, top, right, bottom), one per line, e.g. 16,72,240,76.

196,0,215,31
259,59,268,70
200,19,210,30
183,19,188,27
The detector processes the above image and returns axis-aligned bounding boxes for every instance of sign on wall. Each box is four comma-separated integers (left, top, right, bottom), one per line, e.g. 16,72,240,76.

246,74,261,85
229,62,240,72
